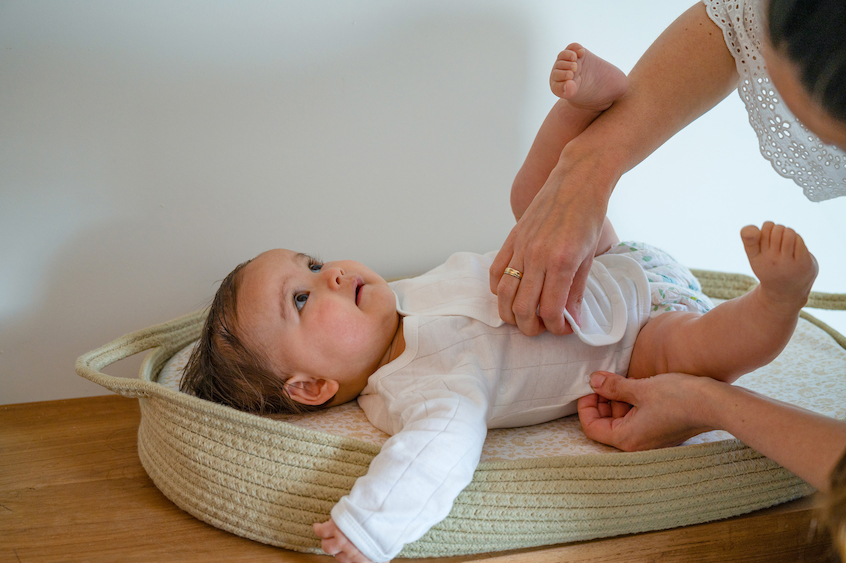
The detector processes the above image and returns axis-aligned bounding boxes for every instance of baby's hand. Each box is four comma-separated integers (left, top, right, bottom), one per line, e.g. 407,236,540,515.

314,519,375,563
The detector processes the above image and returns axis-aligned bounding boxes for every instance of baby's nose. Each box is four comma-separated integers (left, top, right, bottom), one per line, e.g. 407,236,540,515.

324,267,345,287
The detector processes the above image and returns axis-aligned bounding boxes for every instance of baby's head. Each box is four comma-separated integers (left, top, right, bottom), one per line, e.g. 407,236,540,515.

181,249,402,415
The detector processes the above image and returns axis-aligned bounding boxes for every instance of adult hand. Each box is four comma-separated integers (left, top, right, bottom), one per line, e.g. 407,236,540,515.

314,519,375,563
490,163,609,336
577,371,716,451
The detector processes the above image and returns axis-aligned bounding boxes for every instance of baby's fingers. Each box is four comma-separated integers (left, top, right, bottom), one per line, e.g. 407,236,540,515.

313,520,334,539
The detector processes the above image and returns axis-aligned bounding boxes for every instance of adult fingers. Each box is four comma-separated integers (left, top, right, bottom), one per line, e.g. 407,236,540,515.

530,242,592,336
490,236,514,295
491,238,522,327
511,260,545,336
596,394,613,418
495,270,523,327
611,400,633,419
494,225,549,336
588,371,639,405
542,253,592,335
576,393,614,440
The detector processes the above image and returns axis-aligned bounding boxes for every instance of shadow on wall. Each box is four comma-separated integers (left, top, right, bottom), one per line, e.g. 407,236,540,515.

1,11,528,404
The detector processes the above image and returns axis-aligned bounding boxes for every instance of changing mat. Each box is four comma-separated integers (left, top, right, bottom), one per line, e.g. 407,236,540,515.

76,269,846,558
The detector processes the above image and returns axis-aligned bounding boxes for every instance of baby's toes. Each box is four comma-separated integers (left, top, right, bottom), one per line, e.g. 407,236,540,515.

550,71,575,97
552,61,579,80
564,42,585,59
740,224,762,259
759,221,775,253
768,224,786,255
557,48,579,63
780,227,797,257
550,79,566,97
551,68,575,83
562,79,580,99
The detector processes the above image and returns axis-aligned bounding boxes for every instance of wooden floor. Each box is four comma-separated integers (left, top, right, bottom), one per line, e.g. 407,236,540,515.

0,395,837,563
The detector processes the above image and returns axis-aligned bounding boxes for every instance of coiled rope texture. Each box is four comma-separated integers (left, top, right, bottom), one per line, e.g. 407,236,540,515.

75,270,845,557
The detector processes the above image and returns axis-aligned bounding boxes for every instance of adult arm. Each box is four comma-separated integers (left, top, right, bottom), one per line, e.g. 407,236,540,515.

578,372,846,491
492,2,739,336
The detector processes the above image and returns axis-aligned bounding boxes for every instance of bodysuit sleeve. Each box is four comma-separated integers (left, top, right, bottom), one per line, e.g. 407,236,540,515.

330,376,489,562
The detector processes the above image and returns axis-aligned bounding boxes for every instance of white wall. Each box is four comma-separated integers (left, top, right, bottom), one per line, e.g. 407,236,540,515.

2,0,845,405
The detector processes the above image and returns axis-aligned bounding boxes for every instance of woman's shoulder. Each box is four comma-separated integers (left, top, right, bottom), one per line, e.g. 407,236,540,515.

702,0,762,55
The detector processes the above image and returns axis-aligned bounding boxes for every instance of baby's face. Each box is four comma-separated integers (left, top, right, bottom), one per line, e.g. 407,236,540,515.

235,249,400,395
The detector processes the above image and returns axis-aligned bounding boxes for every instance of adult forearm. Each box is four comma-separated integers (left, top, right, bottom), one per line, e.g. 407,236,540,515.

701,378,846,492
562,2,738,184
511,99,605,220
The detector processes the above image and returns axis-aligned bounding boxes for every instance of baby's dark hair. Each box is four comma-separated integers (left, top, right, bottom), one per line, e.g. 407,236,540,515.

180,260,325,416
767,0,846,123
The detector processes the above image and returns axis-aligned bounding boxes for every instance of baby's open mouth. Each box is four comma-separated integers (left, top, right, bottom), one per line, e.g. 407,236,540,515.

355,280,363,305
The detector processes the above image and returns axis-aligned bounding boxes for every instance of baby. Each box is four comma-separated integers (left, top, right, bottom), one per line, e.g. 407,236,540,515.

181,45,818,563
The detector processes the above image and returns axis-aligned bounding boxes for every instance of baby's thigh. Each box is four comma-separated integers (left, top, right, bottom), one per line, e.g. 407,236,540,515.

628,311,701,380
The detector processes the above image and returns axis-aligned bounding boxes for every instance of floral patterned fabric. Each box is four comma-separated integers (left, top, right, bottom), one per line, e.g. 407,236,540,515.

607,241,715,318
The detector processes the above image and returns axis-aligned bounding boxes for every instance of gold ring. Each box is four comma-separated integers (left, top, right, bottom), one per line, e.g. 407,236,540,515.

504,267,523,280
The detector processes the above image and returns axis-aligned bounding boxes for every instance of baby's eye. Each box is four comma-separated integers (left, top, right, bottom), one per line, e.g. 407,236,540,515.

294,293,309,311
309,262,323,273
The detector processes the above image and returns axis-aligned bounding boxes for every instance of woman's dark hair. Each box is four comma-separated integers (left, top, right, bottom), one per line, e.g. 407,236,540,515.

767,0,846,123
180,260,325,416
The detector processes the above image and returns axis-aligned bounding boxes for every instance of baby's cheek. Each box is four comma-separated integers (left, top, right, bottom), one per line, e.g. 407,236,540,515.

333,319,373,350
312,306,365,346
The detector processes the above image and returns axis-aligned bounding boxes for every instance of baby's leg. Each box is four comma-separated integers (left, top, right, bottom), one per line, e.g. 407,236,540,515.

595,217,619,256
512,44,628,220
628,223,818,383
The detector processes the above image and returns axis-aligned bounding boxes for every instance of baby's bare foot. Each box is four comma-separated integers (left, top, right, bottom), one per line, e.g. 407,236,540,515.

550,43,628,112
741,222,818,312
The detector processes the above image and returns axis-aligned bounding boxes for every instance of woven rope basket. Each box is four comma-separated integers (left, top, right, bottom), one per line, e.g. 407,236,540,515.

75,270,846,557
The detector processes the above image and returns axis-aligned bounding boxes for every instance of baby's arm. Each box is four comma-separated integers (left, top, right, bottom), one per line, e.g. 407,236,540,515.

324,382,489,562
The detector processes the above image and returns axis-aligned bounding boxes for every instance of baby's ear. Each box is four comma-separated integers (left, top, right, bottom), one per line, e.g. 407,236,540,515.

285,375,339,406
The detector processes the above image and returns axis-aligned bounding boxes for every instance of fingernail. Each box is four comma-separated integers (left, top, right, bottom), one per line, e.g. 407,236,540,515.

590,373,605,388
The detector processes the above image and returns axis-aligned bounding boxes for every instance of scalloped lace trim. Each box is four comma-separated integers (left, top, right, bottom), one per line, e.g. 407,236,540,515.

704,0,846,202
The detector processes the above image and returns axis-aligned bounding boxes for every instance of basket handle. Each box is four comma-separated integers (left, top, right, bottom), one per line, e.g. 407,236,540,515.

805,290,846,311
692,269,846,311
75,309,207,398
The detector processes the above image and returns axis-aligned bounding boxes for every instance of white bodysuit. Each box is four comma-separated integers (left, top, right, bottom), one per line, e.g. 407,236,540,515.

330,250,654,562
